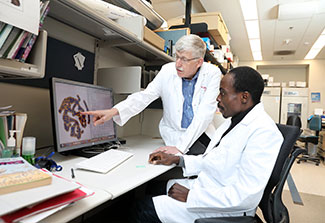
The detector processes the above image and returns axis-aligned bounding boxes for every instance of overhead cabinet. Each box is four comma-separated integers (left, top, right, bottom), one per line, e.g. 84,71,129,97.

48,0,173,64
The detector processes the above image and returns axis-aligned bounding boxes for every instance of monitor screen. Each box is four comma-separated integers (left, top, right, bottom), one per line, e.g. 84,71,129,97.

50,78,116,154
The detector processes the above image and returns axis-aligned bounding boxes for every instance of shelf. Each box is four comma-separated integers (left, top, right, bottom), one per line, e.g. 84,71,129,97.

0,30,47,79
48,0,173,64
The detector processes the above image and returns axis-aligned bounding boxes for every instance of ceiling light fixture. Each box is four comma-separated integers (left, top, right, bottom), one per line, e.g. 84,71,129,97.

304,28,325,60
284,39,292,45
239,0,262,61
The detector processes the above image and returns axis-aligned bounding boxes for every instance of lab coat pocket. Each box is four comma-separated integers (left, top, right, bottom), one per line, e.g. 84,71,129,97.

193,86,207,108
204,144,241,184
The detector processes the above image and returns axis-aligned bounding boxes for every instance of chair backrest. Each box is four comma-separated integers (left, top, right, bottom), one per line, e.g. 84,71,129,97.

286,115,302,129
308,115,322,132
259,124,301,223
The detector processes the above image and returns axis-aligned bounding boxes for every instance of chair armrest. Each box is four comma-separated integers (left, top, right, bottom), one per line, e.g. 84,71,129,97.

194,216,256,223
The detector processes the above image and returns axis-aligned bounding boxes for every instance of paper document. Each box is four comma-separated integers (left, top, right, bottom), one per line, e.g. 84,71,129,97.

0,0,40,35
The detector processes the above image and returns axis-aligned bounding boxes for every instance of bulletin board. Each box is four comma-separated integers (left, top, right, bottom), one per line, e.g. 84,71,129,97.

0,37,94,88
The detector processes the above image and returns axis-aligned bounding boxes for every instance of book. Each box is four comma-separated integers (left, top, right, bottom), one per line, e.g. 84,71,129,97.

0,157,52,195
0,27,20,58
0,22,5,33
0,170,52,195
14,33,32,60
2,28,22,59
0,108,16,151
14,113,27,155
0,117,8,148
0,24,13,50
7,31,28,59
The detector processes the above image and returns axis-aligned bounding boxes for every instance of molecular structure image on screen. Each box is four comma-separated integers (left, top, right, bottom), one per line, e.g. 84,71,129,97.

58,95,90,139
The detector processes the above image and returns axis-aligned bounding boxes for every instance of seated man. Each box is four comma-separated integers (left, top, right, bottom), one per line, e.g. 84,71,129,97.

131,66,284,223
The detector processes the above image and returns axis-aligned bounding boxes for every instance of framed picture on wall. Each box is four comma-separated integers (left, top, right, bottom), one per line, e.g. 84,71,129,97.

311,92,321,103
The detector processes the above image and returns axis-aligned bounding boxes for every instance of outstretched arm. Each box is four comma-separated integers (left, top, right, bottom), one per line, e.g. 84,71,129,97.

81,108,119,126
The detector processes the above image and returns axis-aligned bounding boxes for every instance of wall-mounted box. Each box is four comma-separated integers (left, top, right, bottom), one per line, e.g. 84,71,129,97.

288,81,295,87
116,16,165,52
167,12,229,45
296,81,306,87
116,16,145,40
97,66,141,94
190,12,229,45
144,27,165,51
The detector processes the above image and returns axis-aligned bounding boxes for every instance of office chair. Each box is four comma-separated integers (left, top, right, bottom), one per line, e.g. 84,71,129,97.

194,124,303,223
297,115,322,166
286,115,302,129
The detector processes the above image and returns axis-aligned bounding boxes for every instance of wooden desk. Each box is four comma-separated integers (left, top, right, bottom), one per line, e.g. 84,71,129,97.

42,136,174,222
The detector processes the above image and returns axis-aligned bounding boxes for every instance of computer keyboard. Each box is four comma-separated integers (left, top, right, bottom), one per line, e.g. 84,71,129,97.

75,149,134,174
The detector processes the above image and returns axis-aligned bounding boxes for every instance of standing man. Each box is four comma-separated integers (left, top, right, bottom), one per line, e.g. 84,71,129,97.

83,34,222,154
131,66,283,222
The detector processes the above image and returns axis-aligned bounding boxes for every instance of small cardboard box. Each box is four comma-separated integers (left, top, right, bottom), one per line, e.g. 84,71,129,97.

167,12,229,45
191,12,229,45
144,27,165,51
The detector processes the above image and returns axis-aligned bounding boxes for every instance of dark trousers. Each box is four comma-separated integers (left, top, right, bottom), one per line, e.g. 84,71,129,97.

128,195,161,223
128,181,167,223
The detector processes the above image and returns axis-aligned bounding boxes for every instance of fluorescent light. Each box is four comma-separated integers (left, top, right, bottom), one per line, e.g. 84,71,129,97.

245,20,260,39
304,28,325,59
305,49,321,60
249,39,261,52
252,51,262,61
239,0,258,20
312,35,325,49
240,0,262,61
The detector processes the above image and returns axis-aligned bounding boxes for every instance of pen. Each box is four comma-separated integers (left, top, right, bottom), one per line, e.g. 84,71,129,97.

71,168,75,179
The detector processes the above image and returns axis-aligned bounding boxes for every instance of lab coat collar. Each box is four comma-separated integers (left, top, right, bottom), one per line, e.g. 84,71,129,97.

204,103,265,155
239,103,264,126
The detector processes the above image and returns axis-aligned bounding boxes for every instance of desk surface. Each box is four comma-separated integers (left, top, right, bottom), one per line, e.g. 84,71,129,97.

43,135,174,222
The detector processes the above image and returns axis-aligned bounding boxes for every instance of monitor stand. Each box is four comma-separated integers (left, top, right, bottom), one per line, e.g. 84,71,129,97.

64,143,115,158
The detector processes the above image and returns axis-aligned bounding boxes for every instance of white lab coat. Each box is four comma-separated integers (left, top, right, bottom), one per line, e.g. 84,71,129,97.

153,103,283,223
113,62,221,153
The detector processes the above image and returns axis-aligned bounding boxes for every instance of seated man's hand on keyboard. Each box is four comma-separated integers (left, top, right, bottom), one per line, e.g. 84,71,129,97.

149,151,180,166
153,146,182,155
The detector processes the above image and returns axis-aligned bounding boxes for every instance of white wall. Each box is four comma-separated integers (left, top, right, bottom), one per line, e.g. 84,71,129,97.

239,59,325,116
257,65,307,85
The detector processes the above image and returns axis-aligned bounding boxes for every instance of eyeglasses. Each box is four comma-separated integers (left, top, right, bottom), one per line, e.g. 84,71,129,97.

175,55,199,63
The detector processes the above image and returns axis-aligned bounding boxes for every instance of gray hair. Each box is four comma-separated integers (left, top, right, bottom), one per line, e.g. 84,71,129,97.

175,34,206,59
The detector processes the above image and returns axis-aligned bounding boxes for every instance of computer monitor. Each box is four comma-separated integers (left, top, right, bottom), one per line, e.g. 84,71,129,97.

50,78,117,156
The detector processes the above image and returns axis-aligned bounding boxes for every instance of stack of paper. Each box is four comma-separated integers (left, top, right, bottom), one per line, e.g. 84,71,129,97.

0,168,94,223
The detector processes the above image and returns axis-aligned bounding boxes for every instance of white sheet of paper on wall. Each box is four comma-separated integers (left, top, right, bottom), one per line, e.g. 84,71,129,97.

73,52,85,71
